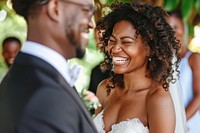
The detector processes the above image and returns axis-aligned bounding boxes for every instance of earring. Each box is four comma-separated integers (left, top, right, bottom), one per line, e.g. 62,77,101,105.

148,57,151,61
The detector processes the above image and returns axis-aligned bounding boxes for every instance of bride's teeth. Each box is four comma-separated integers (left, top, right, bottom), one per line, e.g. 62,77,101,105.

113,57,128,64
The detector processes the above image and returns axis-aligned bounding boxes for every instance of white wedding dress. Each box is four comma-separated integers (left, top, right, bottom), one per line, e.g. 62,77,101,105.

93,110,149,133
93,57,187,133
93,83,187,133
93,85,187,133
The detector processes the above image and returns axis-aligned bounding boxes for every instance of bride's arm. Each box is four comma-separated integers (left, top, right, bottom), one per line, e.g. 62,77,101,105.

186,53,200,120
147,87,176,133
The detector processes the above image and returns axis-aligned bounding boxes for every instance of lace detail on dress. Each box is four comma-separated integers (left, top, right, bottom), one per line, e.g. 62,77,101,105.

93,110,149,133
93,110,105,133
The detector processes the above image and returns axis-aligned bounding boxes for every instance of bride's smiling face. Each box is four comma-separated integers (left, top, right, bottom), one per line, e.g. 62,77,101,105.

107,20,150,74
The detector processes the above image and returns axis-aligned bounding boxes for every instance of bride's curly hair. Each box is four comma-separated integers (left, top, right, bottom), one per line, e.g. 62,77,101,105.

97,2,181,95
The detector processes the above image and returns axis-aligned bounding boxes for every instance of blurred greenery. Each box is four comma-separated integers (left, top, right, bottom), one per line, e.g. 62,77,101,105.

164,0,180,11
0,0,200,92
69,30,105,92
0,0,27,76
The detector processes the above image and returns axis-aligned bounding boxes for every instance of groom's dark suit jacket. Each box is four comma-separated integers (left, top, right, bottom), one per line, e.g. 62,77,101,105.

0,52,97,133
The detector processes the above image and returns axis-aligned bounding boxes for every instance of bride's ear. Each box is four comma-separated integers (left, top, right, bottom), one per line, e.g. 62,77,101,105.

144,45,150,56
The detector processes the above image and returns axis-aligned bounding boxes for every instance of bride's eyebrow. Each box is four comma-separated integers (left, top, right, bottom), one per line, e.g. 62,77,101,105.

110,35,134,40
121,36,135,40
110,35,116,39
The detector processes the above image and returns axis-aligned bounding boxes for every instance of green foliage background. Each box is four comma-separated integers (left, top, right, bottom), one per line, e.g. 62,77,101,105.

0,1,27,76
0,0,200,91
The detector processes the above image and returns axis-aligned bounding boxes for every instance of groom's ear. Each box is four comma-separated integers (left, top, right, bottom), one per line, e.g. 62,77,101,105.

45,0,59,22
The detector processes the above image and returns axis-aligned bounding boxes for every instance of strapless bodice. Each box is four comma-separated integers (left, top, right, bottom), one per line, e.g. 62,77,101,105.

93,110,149,133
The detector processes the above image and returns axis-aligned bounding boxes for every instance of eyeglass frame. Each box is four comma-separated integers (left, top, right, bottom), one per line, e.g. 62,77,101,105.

58,0,96,19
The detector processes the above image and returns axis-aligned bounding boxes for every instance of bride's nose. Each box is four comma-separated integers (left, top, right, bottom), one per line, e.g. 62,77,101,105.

111,43,122,53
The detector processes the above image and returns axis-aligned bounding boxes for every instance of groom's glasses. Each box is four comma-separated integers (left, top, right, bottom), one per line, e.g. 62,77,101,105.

58,0,96,19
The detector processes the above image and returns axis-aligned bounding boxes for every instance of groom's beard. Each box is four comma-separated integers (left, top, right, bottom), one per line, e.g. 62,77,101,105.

6,61,11,68
76,46,85,59
65,22,86,59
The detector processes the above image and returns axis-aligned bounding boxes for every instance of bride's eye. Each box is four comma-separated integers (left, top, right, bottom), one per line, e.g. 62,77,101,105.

121,41,132,44
108,38,116,44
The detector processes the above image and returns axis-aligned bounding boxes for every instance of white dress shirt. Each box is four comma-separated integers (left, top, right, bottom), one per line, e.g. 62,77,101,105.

21,41,80,87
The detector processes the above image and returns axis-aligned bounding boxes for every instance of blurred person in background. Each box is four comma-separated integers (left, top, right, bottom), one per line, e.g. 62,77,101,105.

0,36,21,81
2,36,21,68
168,10,200,133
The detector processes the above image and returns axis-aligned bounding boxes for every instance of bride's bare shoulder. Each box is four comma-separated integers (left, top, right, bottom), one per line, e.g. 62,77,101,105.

95,78,111,114
96,78,111,100
146,86,175,132
147,86,173,110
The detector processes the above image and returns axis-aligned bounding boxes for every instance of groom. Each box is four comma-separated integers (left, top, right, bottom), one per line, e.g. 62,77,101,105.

0,0,97,132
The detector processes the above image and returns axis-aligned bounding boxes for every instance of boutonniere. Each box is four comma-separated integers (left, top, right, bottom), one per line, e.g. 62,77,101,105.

80,89,101,111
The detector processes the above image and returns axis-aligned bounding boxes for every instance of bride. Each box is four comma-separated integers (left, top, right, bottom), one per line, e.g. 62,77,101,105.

93,2,187,133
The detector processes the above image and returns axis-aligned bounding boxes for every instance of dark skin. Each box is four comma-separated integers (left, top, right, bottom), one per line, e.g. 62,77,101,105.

95,21,175,133
27,0,94,60
2,41,21,67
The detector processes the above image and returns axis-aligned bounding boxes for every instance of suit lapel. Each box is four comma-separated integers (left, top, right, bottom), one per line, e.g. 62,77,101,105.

56,74,97,130
14,52,97,131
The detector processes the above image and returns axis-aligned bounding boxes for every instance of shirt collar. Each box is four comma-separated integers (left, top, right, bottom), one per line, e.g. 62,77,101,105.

21,41,80,87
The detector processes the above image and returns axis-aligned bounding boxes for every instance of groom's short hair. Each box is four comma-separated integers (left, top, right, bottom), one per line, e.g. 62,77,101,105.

11,0,49,20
